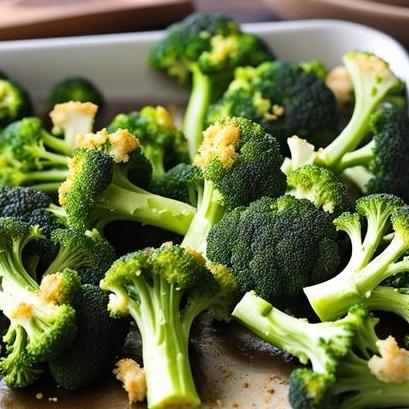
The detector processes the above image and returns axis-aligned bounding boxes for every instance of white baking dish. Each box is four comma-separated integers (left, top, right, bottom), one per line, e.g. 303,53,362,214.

0,19,408,409
0,19,408,105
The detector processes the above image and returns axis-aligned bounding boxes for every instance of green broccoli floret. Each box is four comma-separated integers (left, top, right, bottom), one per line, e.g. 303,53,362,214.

207,195,339,307
288,319,409,409
100,243,238,409
108,106,188,177
181,117,286,251
47,77,104,109
206,61,338,153
150,163,203,206
49,101,98,153
286,164,349,215
49,284,129,390
0,218,81,387
299,59,328,80
0,78,31,126
44,228,116,276
304,194,409,321
150,12,273,159
59,137,196,234
0,117,71,192
233,292,374,374
339,106,409,202
283,52,405,199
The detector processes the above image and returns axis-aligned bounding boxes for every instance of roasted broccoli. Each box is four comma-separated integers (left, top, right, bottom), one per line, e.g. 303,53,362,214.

304,194,409,321
108,106,188,177
181,117,286,251
100,243,238,409
150,12,273,159
0,117,70,192
49,284,129,390
47,77,104,109
0,77,31,127
206,61,339,153
207,195,339,307
0,218,80,387
59,129,196,234
50,101,98,152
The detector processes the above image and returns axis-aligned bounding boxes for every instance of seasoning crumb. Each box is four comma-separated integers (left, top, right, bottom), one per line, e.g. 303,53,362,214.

35,393,43,400
232,401,239,408
47,397,58,403
266,388,275,395
216,399,222,406
241,381,250,389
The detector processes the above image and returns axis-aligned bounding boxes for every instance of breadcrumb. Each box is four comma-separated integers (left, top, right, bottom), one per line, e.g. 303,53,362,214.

113,358,146,403
368,336,409,384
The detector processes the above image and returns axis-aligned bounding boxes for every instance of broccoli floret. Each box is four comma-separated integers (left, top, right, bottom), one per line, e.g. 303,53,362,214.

100,243,238,409
59,134,196,234
340,106,409,202
49,284,129,390
304,194,409,321
287,164,349,215
181,117,286,251
44,228,116,276
207,195,339,307
0,117,70,192
150,163,203,206
233,293,373,374
150,12,273,159
50,101,98,152
283,52,403,195
0,78,31,126
0,218,81,387
47,77,104,109
206,61,338,153
299,59,328,80
108,106,188,177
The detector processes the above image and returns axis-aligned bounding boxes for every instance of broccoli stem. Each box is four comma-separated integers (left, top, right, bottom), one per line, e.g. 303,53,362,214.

28,182,64,193
181,181,225,252
233,291,344,373
42,132,71,156
335,141,374,172
304,234,409,321
44,248,82,276
341,166,373,193
183,64,212,160
23,169,68,182
98,183,196,235
363,286,409,324
30,147,69,167
143,145,165,177
128,276,201,409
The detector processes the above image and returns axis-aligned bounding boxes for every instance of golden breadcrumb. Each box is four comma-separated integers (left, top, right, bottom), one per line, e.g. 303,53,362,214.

113,358,146,403
368,336,409,384
50,101,98,124
58,157,77,206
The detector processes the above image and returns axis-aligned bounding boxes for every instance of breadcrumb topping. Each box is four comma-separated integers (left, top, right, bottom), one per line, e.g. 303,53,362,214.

194,123,241,169
326,66,353,107
58,157,77,206
113,358,146,403
368,336,409,384
76,128,139,163
50,101,98,121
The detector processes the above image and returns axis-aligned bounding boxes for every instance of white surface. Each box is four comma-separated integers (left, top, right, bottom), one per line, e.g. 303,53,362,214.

0,19,408,103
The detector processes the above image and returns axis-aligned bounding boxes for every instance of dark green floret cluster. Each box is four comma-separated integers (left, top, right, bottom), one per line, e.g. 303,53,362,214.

2,11,409,409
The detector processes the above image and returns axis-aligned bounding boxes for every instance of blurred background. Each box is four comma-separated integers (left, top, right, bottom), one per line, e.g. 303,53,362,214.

0,0,408,46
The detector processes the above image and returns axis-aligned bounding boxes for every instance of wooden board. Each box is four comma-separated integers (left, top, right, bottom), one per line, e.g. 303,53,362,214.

0,0,193,40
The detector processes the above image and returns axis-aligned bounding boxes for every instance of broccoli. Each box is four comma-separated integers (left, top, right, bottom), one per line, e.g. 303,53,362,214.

59,129,196,234
100,243,238,409
286,164,349,215
150,12,273,159
304,194,409,321
283,52,407,199
0,218,81,387
108,106,188,177
50,101,98,153
340,106,409,202
47,77,104,110
150,163,203,206
206,61,339,153
233,292,375,375
49,284,129,390
207,195,339,307
44,228,116,276
181,117,286,251
0,77,31,126
0,117,71,192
